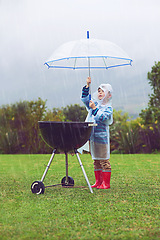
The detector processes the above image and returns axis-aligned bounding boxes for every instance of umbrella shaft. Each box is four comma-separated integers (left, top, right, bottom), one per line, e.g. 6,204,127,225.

88,57,90,77
88,57,91,98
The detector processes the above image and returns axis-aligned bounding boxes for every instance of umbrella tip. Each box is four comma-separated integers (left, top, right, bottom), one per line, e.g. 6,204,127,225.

87,31,89,39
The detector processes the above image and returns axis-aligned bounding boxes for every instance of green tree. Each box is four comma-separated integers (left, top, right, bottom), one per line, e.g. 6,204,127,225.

139,61,160,152
140,61,160,124
62,104,87,122
44,108,65,122
0,98,50,154
110,110,141,154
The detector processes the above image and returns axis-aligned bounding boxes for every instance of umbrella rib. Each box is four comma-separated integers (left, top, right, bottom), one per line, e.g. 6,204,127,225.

102,57,108,69
73,58,77,69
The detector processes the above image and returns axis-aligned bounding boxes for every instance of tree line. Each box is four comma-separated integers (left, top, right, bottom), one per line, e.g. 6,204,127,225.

0,61,160,154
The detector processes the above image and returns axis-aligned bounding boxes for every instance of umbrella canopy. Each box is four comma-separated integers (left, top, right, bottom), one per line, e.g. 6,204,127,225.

44,32,132,74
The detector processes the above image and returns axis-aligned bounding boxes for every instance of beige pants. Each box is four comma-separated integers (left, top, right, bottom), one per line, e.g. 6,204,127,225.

94,159,111,171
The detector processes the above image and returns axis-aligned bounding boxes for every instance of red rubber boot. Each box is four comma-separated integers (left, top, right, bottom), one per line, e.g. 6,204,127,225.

91,170,102,188
97,171,111,189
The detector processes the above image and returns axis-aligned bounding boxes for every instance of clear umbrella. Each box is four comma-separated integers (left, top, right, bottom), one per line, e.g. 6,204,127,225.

44,31,132,77
44,31,132,99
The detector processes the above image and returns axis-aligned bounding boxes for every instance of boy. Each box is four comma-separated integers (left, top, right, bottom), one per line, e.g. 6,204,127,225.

81,77,113,189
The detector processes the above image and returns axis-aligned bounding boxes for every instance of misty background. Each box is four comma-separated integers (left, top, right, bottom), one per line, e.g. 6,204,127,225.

0,0,160,116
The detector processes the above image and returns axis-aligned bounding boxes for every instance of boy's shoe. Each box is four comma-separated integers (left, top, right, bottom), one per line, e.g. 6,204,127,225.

97,172,111,189
91,170,102,188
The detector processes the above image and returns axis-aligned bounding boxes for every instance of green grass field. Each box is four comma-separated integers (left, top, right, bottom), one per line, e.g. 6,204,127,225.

0,153,159,240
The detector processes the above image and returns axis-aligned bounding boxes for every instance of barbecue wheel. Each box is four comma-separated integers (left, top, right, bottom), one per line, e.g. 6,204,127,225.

31,181,45,194
61,176,74,187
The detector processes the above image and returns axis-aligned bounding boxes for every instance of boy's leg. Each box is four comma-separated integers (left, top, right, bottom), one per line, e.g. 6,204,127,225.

91,160,103,188
97,160,111,189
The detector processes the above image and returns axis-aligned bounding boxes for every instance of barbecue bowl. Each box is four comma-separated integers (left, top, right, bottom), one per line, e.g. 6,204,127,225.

38,121,93,152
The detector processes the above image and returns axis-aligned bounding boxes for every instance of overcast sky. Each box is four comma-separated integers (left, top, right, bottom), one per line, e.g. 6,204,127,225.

0,0,160,114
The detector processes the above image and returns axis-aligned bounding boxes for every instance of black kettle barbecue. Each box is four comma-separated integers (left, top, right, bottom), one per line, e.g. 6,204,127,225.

31,121,96,194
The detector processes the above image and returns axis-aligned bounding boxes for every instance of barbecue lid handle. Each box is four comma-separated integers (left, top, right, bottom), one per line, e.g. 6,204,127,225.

88,123,98,127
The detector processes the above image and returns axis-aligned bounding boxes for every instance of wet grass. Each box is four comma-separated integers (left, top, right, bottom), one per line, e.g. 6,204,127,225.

0,153,159,240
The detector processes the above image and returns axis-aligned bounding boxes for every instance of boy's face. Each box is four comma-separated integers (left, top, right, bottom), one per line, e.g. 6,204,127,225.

98,88,105,100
